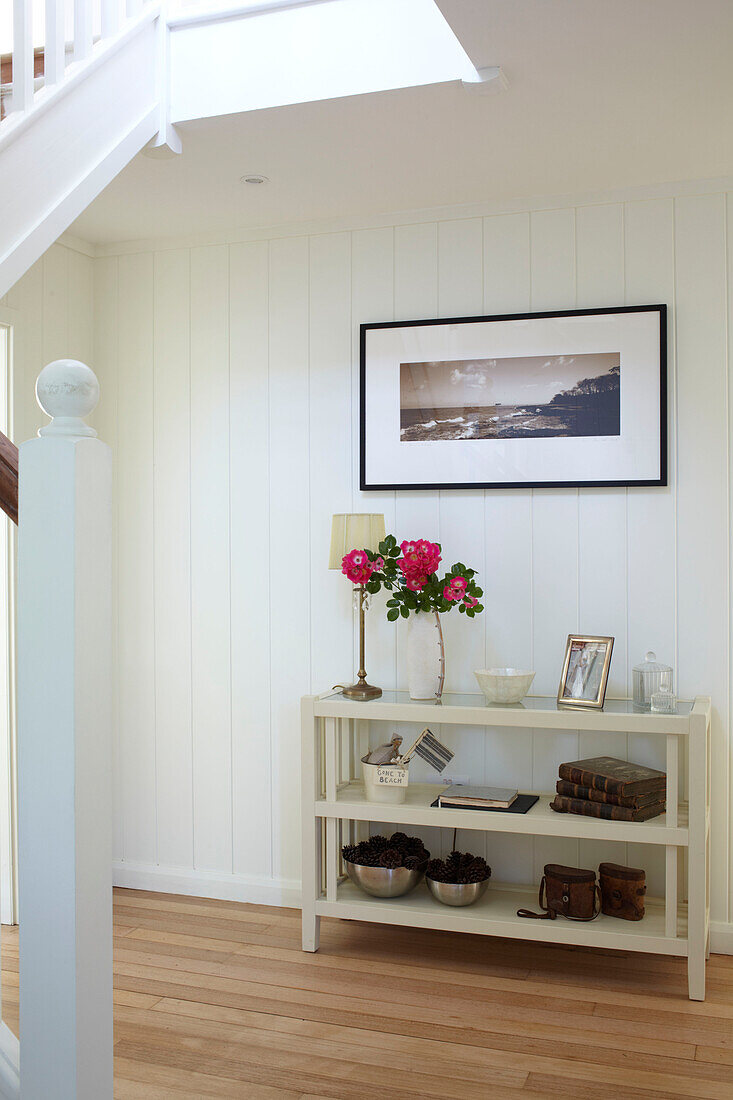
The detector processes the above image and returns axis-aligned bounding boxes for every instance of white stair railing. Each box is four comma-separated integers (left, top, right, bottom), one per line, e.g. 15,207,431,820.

2,0,154,126
14,361,113,1100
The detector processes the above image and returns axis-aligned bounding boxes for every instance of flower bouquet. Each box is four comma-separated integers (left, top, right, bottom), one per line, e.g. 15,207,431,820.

340,536,484,700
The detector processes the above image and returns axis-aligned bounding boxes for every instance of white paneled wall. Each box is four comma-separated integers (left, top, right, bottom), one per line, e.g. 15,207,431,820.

1,241,95,443
75,187,730,930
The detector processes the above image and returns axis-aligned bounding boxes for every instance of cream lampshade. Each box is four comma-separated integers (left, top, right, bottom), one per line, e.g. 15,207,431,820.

329,513,386,569
329,513,386,700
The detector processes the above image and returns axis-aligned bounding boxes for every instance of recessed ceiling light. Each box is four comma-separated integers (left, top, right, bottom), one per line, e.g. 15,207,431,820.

240,173,270,185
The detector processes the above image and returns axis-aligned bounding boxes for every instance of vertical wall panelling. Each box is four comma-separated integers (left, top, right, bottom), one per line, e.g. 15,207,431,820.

230,241,273,882
482,213,534,881
269,236,310,886
624,198,676,885
117,252,157,864
80,185,733,929
190,245,232,873
436,219,486,859
529,208,579,875
153,249,194,869
309,233,353,691
393,223,441,853
574,203,629,872
675,193,729,922
42,244,69,365
728,190,733,918
93,255,122,862
351,227,396,690
393,222,440,696
67,250,94,365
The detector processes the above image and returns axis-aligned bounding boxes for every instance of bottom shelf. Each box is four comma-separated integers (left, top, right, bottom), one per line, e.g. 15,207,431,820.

315,880,688,956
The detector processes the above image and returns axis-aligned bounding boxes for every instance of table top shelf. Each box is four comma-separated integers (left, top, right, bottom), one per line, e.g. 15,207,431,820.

316,782,689,846
313,691,702,734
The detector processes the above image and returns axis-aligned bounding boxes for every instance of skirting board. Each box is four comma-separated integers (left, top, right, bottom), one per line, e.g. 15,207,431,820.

112,861,301,909
710,922,733,955
111,862,733,955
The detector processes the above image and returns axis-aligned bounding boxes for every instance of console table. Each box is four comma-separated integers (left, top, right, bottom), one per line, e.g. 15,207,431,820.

301,691,711,1000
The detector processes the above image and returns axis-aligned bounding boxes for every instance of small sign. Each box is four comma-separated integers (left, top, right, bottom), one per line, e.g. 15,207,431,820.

376,765,409,787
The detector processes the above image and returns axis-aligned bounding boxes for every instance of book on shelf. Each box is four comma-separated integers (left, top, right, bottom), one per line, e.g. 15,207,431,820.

550,794,666,822
438,785,518,810
555,779,665,810
557,756,666,798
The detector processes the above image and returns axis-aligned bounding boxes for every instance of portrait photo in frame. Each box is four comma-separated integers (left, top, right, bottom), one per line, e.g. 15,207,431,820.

557,635,615,710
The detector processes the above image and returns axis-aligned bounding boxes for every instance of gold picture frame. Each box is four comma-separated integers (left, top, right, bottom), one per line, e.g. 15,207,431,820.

557,634,614,710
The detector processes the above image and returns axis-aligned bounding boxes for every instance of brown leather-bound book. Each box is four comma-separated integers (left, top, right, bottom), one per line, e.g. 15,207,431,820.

550,794,666,822
556,779,665,809
557,756,666,798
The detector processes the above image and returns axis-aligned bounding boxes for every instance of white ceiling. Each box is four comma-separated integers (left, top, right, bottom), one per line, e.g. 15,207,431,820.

72,0,733,245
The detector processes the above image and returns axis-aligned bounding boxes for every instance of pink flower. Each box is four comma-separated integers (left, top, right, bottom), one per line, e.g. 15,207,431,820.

406,575,428,591
372,557,385,572
443,585,460,601
342,549,375,586
463,595,479,608
397,537,441,590
450,576,467,593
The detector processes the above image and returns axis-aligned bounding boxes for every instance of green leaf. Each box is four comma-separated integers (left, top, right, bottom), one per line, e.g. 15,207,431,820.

400,607,409,619
386,598,399,607
387,608,399,622
459,603,465,613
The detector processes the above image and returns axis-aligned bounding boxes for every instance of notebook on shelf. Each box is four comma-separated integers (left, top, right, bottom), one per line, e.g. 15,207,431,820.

438,784,518,809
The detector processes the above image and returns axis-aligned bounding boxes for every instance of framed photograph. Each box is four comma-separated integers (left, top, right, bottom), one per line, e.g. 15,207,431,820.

360,305,666,490
557,635,615,710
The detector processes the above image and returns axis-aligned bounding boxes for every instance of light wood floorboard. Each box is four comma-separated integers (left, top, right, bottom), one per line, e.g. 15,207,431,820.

1,888,731,1097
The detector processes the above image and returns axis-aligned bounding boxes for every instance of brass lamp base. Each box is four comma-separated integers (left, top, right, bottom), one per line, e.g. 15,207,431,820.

342,680,382,701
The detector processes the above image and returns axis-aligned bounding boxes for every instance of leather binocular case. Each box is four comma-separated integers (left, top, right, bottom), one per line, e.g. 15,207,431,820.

518,864,601,922
599,862,646,921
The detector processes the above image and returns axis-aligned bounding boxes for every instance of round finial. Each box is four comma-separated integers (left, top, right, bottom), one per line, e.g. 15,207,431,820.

36,360,99,438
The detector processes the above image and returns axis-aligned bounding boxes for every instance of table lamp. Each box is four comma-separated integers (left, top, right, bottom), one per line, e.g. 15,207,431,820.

329,513,386,700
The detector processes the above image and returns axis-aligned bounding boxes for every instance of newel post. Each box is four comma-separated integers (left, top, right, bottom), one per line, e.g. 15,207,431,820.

17,361,113,1099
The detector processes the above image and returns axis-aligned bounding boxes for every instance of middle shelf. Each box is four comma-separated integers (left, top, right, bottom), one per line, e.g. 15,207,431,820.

315,782,689,846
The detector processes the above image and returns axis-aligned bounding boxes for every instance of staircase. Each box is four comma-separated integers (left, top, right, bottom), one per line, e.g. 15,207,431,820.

0,0,162,300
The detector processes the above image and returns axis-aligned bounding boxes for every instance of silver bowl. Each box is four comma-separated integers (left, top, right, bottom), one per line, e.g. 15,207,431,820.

344,859,424,898
426,876,490,907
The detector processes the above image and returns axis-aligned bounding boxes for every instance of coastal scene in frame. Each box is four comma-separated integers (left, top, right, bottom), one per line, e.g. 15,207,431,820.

400,352,620,441
360,305,666,490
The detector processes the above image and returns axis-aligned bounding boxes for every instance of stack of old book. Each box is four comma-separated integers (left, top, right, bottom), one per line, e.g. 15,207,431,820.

550,756,666,822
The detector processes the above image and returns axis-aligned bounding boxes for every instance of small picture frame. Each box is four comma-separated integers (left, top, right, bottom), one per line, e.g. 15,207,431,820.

557,635,614,709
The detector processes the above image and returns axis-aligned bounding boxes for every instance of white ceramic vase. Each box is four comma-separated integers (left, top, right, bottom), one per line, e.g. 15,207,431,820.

406,611,445,700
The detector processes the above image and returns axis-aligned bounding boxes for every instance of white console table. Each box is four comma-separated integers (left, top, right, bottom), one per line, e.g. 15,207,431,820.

301,691,711,1000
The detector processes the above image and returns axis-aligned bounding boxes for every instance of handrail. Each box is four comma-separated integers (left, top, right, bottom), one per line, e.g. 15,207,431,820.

0,431,18,525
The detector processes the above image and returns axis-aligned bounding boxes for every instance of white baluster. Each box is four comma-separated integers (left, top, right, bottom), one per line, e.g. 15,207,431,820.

127,0,143,16
101,0,120,39
18,361,113,1098
12,0,34,114
74,0,93,62
44,0,66,88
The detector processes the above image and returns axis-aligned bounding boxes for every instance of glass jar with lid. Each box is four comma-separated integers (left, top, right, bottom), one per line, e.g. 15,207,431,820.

633,651,673,710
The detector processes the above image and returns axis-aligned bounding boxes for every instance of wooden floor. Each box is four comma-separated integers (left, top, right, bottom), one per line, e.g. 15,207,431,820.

2,889,733,1098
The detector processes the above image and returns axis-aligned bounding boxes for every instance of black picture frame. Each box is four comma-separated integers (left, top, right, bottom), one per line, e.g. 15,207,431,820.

360,304,667,492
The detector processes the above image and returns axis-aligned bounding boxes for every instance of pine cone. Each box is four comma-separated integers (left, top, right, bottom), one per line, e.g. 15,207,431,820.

379,848,402,869
356,850,381,867
368,834,390,852
341,844,358,864
403,853,426,871
389,832,410,849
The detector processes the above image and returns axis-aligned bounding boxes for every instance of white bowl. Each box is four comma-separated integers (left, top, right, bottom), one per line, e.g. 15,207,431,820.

474,668,535,704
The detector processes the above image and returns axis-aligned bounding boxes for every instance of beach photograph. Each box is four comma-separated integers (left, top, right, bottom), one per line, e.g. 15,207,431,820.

400,352,621,441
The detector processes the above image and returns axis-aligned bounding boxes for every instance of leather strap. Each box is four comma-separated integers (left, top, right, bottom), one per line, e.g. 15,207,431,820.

517,876,556,919
517,877,602,921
